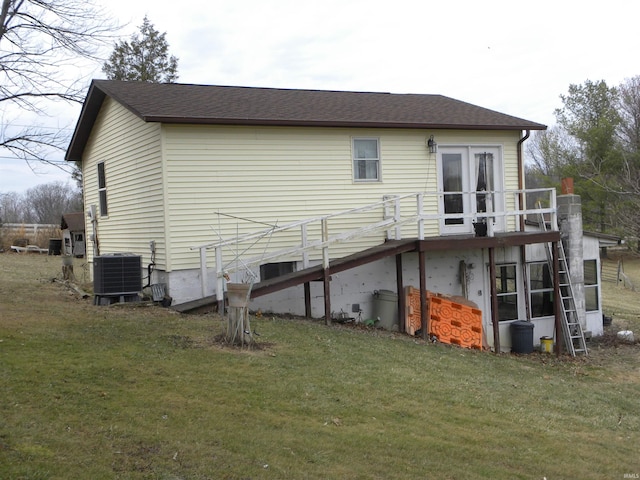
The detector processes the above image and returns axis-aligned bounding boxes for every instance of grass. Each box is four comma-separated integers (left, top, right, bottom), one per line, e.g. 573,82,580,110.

1,252,640,479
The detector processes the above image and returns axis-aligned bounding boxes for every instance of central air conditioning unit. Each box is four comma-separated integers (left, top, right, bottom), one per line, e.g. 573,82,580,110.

93,253,142,296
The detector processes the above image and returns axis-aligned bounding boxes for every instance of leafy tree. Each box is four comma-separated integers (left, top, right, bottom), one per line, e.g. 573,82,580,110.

102,16,179,83
527,77,640,243
555,80,621,177
532,80,623,232
0,0,118,166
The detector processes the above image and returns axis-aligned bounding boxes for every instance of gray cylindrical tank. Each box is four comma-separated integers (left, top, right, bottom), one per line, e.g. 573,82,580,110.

372,290,398,331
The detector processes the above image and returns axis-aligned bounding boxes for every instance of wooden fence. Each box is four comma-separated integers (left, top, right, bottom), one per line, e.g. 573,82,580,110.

0,223,59,250
601,258,635,290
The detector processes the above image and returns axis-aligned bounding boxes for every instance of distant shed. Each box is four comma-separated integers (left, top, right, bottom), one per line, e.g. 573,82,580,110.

61,212,86,257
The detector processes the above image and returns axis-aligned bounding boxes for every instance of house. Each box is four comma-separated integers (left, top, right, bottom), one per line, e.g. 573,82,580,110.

65,79,603,353
61,212,86,257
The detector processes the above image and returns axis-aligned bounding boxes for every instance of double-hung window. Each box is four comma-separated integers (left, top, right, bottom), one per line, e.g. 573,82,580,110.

584,259,599,312
353,138,380,182
97,162,108,217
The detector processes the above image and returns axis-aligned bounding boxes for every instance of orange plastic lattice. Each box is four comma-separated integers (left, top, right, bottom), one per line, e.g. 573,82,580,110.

404,288,483,350
404,286,423,335
429,296,483,349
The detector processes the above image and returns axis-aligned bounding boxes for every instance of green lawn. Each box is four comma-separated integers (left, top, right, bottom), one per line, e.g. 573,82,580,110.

1,253,639,479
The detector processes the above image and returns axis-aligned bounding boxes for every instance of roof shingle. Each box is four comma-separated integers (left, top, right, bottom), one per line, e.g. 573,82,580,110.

66,80,546,161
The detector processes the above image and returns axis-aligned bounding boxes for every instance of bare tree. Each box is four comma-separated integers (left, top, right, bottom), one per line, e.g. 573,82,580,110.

617,76,640,153
0,0,118,168
0,191,25,223
526,126,578,177
24,182,82,224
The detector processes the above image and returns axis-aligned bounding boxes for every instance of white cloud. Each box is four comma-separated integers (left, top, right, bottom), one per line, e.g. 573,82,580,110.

3,0,640,192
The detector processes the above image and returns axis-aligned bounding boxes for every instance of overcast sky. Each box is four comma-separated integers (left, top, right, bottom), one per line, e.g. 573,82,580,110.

2,0,639,193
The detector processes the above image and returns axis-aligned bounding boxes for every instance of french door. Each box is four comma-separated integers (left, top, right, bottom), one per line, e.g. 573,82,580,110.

438,146,504,235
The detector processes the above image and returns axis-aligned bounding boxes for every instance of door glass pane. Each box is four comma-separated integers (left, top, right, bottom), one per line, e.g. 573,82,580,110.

442,153,463,225
474,152,494,218
496,265,518,321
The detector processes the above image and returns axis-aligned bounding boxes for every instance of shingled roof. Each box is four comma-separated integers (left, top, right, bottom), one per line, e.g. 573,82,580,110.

61,212,85,232
66,80,546,162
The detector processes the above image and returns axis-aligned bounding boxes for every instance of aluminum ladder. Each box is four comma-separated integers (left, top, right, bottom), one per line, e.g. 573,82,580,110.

538,207,588,356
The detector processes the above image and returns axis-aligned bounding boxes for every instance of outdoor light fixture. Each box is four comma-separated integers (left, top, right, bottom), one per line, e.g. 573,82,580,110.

427,135,438,153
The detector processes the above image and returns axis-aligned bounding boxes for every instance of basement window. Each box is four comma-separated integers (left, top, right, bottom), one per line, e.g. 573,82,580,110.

260,262,296,281
97,162,108,217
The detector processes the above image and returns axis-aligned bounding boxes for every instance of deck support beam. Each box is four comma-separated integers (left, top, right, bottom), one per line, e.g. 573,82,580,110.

323,270,331,325
395,253,405,333
419,249,427,340
489,247,500,353
304,283,312,318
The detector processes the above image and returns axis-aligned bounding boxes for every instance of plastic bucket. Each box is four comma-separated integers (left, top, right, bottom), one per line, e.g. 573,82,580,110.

227,283,251,308
617,330,635,343
540,336,553,353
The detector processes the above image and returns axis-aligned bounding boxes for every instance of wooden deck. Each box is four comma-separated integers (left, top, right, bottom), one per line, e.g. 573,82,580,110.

174,230,560,313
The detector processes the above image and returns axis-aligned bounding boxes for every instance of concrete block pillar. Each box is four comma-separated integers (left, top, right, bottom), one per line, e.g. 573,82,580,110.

557,194,585,328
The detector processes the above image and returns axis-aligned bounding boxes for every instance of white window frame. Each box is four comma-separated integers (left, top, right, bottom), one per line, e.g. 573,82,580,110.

528,261,554,318
352,137,381,182
97,161,108,217
495,263,519,322
584,259,599,312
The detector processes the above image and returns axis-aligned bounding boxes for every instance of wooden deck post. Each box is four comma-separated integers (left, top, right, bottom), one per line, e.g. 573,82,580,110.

304,283,312,318
323,271,331,325
395,253,405,333
419,249,427,340
489,247,500,353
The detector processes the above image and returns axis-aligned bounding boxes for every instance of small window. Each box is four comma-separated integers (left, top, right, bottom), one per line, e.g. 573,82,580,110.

584,259,599,312
529,262,554,318
353,138,380,181
496,264,518,321
260,262,296,281
97,162,108,217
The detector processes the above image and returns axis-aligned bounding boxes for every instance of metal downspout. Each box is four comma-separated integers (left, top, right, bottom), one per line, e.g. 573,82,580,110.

517,130,531,232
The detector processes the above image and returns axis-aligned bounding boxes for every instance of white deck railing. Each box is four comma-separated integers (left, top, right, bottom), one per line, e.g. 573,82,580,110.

190,188,557,299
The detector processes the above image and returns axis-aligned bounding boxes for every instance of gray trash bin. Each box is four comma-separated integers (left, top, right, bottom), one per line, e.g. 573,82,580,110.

372,290,398,331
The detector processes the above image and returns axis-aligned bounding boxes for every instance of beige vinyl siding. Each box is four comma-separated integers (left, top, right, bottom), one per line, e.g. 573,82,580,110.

163,126,431,269
162,125,521,270
82,98,166,268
